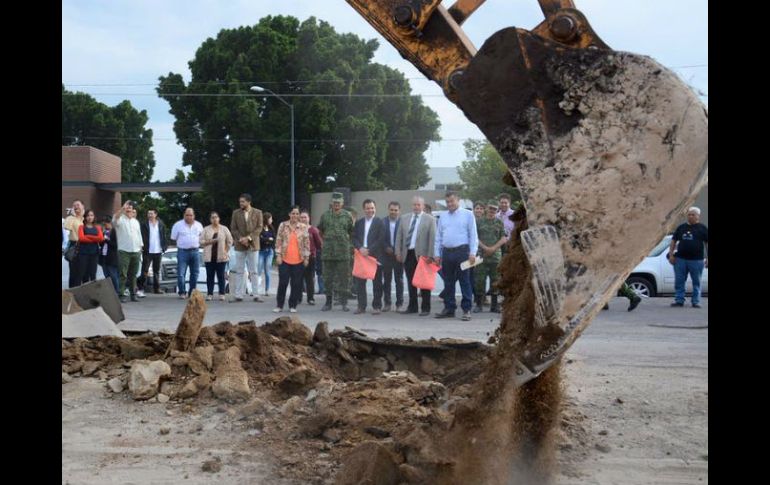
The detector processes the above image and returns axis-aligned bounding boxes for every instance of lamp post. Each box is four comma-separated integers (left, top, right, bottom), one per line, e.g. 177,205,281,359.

250,85,295,206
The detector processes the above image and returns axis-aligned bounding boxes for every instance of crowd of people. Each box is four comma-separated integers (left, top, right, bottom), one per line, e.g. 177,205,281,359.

62,192,708,316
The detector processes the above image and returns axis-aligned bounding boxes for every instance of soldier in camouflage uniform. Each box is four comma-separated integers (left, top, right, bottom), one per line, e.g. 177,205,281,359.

318,193,354,311
473,201,507,313
603,282,642,312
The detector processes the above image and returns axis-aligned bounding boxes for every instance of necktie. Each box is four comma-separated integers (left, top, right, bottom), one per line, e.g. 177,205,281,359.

407,215,417,247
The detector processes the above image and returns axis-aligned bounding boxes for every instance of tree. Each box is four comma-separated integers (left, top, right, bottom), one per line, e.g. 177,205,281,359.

457,139,521,205
157,16,440,222
62,85,156,184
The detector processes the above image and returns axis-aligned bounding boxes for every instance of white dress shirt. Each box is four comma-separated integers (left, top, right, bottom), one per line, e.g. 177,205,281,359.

148,221,162,254
363,217,374,248
389,219,397,246
114,215,143,253
171,220,204,249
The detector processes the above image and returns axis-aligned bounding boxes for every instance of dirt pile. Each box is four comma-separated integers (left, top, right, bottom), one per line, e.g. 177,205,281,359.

62,311,504,483
61,270,579,485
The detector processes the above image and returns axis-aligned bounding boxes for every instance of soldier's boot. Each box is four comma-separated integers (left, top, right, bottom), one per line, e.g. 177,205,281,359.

472,295,483,313
490,295,501,313
620,282,642,312
628,295,642,312
322,295,333,311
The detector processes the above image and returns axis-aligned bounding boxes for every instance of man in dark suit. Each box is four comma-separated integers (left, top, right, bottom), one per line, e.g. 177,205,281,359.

352,199,386,314
381,201,404,312
395,196,436,316
137,208,168,296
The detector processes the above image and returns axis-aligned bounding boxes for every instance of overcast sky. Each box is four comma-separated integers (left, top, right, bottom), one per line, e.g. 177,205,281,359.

62,0,707,182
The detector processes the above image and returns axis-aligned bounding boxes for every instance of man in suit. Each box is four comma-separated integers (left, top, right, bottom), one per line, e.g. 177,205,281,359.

381,201,404,312
230,193,264,302
137,208,168,296
395,195,436,316
352,199,387,314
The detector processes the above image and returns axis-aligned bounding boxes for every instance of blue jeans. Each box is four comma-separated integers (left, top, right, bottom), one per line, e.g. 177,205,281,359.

177,248,200,296
258,248,274,294
440,245,473,313
102,264,120,294
674,258,705,305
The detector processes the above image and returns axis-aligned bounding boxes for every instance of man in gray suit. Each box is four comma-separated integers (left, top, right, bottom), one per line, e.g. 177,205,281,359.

395,196,436,316
230,193,263,302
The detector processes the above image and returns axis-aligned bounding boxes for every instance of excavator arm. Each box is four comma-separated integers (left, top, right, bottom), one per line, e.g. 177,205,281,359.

347,0,708,386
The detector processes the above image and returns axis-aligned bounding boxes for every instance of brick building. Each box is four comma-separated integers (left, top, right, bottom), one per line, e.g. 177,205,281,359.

62,146,122,217
62,146,203,218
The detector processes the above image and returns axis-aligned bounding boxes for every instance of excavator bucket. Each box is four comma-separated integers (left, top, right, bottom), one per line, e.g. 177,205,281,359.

453,27,707,383
347,0,708,385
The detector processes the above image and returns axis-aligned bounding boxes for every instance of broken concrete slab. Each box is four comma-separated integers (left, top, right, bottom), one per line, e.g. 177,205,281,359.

62,290,83,315
62,307,126,339
66,279,125,323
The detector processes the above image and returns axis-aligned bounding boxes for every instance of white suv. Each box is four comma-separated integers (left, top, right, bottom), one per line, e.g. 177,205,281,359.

625,235,708,297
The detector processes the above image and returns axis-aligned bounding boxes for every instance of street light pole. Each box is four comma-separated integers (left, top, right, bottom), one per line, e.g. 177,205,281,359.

250,85,295,206
290,103,295,207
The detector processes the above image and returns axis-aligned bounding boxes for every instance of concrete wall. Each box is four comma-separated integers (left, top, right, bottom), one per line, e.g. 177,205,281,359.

310,190,447,226
310,184,708,229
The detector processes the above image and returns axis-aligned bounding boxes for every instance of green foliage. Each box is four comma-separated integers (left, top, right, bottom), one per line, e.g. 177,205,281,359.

457,139,520,205
157,16,440,222
62,85,156,184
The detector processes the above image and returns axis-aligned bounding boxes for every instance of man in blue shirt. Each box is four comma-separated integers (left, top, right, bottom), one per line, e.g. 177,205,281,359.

433,191,478,321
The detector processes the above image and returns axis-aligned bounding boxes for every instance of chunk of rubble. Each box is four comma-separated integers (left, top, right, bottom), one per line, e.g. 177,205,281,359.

128,360,171,400
211,347,251,401
335,441,400,485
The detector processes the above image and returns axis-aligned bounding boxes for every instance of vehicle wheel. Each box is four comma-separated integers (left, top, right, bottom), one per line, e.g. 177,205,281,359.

626,276,656,298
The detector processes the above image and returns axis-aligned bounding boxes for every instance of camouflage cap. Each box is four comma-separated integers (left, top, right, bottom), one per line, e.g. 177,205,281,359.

486,200,499,209
331,192,344,202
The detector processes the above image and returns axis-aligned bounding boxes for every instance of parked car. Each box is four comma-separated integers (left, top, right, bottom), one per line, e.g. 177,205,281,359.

153,248,209,294
151,247,253,295
625,235,708,297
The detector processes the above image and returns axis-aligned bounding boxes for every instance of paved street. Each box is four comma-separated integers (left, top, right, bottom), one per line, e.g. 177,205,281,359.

63,264,708,484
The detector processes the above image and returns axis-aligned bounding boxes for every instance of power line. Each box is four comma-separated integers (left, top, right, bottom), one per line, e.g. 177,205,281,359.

62,64,707,87
62,92,445,98
62,135,460,143
64,77,435,87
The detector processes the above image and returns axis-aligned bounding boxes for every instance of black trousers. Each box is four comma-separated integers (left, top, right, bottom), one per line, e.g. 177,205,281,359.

67,241,80,288
354,265,384,310
302,254,316,302
277,262,304,309
205,261,227,295
77,253,98,285
137,252,162,291
404,250,431,313
381,252,404,307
